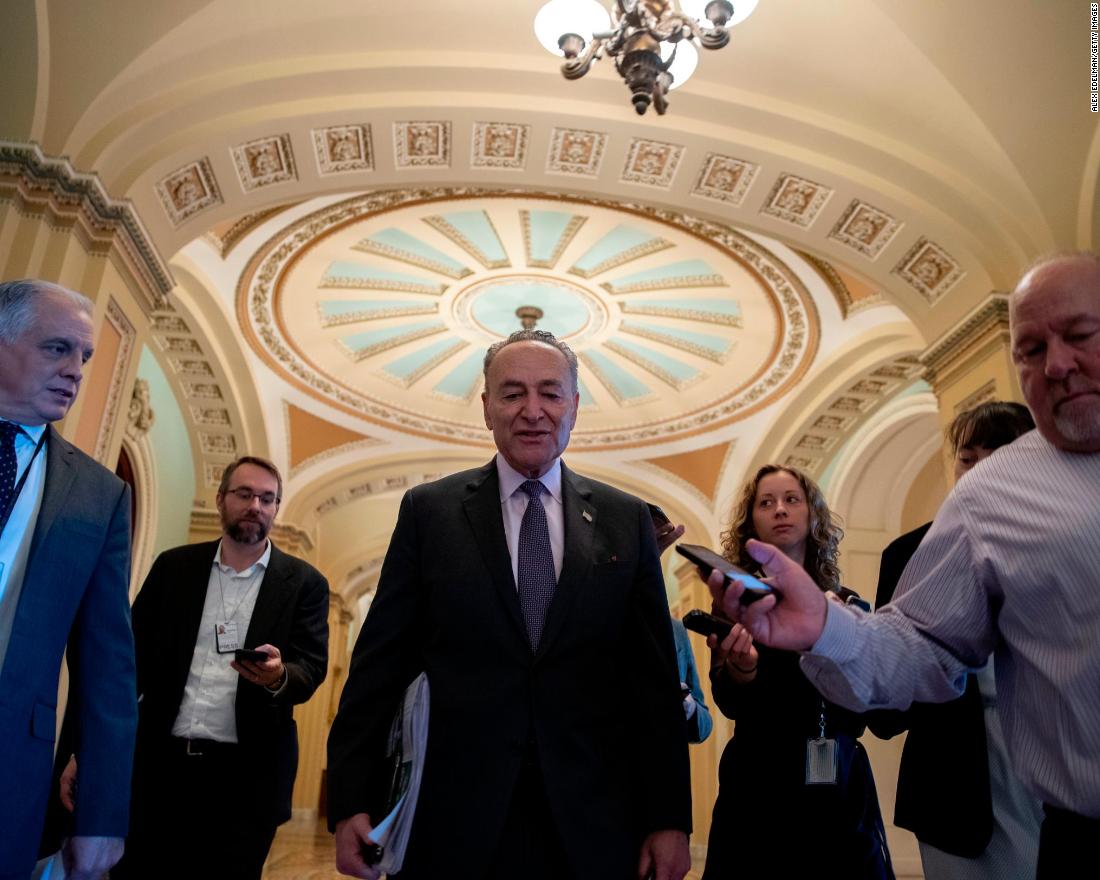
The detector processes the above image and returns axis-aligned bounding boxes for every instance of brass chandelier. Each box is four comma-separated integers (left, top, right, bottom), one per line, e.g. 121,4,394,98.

534,0,757,115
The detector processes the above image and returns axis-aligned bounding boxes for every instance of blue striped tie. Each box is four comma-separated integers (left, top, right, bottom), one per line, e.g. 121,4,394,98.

517,479,556,650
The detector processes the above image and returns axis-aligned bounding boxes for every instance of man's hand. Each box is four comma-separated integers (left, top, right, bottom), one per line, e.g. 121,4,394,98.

60,754,78,811
334,814,381,880
716,539,828,651
654,521,686,555
231,643,286,689
61,836,124,880
638,829,690,880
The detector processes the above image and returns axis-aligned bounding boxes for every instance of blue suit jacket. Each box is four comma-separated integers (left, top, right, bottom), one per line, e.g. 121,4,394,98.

0,428,137,879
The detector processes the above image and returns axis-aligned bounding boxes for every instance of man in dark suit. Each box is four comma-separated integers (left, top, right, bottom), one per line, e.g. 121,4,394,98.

0,279,136,880
107,455,329,880
328,329,692,880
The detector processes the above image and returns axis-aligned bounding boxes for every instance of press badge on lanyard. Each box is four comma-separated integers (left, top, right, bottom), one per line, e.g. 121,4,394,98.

215,621,241,653
805,701,838,785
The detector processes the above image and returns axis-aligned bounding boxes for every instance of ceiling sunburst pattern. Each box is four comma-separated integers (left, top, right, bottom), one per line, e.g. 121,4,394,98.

239,188,819,449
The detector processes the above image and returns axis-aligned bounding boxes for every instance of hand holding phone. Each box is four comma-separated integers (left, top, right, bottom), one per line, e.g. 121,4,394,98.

674,543,774,604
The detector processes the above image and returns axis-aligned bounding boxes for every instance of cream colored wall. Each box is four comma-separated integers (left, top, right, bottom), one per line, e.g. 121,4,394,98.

899,451,949,534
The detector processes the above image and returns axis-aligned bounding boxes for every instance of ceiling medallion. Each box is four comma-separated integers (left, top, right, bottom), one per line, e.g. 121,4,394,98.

534,0,758,114
237,187,816,450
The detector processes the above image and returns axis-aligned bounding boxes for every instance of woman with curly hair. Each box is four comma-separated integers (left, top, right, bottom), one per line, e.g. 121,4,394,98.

702,465,894,879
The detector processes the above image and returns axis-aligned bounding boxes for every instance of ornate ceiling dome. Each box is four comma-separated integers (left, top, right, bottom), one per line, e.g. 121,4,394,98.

239,188,818,449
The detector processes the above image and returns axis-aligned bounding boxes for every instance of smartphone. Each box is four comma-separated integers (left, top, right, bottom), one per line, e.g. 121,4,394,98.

646,502,671,526
234,648,270,663
674,543,774,604
681,609,734,641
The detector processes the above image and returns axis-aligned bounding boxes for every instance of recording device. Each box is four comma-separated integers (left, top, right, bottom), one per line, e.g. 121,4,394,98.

646,502,671,526
681,609,734,642
674,543,774,604
836,587,871,613
234,648,270,663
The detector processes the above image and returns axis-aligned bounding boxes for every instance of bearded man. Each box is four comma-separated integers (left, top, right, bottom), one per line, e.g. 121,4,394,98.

107,455,329,880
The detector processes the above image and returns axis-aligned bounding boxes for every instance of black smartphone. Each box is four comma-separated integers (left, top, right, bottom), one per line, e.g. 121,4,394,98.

234,648,270,663
646,502,671,526
674,543,774,604
682,609,734,641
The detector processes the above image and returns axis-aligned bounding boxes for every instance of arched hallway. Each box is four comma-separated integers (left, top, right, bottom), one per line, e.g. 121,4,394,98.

3,3,1093,877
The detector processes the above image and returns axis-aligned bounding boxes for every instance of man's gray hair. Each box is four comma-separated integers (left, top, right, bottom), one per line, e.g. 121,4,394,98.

483,329,579,392
0,279,94,343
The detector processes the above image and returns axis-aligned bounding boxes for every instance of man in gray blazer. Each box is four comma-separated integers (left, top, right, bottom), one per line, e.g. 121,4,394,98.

328,330,691,880
0,280,136,880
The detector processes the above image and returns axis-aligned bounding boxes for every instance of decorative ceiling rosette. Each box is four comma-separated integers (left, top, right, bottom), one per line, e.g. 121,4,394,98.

238,188,818,449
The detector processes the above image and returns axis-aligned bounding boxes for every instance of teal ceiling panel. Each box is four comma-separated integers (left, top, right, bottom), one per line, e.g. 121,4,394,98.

605,337,700,389
382,337,469,387
522,209,585,268
337,320,446,361
354,227,473,279
620,296,742,327
423,210,509,268
580,349,653,404
318,298,437,326
432,349,486,402
321,261,448,295
601,259,725,294
568,224,671,278
619,320,733,363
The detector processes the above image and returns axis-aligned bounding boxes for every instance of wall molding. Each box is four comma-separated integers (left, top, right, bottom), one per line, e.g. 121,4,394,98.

0,140,173,306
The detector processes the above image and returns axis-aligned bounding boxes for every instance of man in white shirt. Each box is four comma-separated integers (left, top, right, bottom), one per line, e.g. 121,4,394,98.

106,456,329,880
328,329,692,880
0,279,136,880
704,252,1100,878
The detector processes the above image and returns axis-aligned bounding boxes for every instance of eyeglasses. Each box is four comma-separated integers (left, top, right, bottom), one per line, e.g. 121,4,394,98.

225,487,280,507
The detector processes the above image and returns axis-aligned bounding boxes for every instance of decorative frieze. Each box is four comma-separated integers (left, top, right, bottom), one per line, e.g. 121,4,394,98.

760,173,833,228
313,124,374,175
691,153,758,205
156,158,222,227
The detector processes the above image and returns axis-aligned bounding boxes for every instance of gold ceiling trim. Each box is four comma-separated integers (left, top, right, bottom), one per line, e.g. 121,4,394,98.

236,186,820,451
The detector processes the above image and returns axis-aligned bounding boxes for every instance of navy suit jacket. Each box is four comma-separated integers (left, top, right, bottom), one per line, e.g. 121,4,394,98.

327,460,691,880
129,539,329,825
0,428,136,880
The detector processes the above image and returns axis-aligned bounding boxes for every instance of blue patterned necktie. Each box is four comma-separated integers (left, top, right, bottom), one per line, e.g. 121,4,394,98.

517,479,556,650
0,421,20,522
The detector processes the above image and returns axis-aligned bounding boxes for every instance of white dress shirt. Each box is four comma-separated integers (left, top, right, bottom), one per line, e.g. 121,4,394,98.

0,421,47,677
171,539,271,743
496,454,564,586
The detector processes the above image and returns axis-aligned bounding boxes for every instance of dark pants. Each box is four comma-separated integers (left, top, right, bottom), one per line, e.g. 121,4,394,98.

112,738,278,880
487,750,572,880
1036,804,1100,879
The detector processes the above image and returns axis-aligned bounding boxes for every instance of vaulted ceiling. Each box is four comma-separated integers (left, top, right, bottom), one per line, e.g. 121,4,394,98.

3,0,1093,595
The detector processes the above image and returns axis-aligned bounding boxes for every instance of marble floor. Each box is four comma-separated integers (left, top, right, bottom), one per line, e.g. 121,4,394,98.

261,819,707,880
262,818,344,880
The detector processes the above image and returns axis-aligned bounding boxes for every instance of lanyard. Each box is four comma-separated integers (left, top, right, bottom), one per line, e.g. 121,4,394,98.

0,429,47,539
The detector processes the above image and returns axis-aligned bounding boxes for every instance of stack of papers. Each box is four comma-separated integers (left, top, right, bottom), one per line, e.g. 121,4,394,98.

367,672,430,875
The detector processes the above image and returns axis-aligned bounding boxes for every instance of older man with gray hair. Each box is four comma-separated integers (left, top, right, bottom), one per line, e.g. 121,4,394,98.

0,280,136,880
706,252,1100,879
